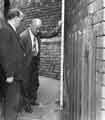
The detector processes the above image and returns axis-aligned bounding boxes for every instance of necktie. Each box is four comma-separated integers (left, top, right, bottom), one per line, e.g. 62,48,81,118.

32,36,39,56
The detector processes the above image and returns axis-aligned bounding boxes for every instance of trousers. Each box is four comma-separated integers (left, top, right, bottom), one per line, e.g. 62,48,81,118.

28,56,40,103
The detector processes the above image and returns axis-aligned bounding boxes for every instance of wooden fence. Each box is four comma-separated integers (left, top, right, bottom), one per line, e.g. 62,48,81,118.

64,8,96,120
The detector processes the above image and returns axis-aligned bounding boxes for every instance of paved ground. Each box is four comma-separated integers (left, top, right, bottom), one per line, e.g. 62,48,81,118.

19,76,62,120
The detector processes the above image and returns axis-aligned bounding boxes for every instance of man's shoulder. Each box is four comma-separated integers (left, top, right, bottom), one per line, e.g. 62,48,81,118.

0,22,14,32
0,25,10,34
20,29,29,38
0,25,12,41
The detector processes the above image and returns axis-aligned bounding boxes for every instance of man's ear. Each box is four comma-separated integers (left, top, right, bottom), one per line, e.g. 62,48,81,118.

29,24,31,27
14,16,18,22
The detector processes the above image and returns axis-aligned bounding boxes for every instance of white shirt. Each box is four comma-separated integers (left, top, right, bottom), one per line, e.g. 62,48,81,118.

29,29,34,48
8,21,16,31
29,29,39,54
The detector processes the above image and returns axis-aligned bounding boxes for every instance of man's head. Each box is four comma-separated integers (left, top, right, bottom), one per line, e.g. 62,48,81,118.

7,8,24,28
30,18,42,34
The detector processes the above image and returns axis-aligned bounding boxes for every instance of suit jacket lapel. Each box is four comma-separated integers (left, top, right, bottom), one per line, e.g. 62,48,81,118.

8,23,25,52
16,33,26,51
36,34,40,51
27,30,32,51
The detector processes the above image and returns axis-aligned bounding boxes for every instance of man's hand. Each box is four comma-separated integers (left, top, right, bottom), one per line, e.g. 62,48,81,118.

58,20,62,27
6,76,14,83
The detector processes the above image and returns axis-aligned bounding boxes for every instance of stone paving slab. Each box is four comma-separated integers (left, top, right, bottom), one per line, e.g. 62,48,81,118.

19,76,61,120
19,104,61,120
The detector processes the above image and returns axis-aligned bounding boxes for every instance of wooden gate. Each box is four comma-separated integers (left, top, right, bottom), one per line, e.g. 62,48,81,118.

64,10,96,120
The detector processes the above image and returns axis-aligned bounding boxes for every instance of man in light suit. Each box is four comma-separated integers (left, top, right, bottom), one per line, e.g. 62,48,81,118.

0,8,27,120
20,18,61,112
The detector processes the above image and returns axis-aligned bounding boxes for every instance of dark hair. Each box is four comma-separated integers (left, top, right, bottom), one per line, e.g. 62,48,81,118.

7,9,21,20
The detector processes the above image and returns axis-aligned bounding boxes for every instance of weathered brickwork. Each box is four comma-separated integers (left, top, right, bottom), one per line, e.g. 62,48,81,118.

40,37,61,80
64,0,105,120
19,0,61,32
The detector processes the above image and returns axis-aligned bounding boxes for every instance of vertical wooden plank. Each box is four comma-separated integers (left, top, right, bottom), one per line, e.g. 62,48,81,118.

87,16,93,120
71,33,74,120
81,28,88,120
72,33,75,120
77,35,79,120
74,33,77,120
90,24,96,120
77,31,82,120
73,34,76,120
76,32,79,120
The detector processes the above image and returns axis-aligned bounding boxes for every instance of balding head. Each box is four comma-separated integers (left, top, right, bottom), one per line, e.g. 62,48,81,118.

30,18,42,34
32,18,42,28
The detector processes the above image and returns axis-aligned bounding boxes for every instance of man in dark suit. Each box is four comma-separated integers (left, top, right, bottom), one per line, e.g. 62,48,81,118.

0,8,27,120
0,0,10,102
20,18,61,111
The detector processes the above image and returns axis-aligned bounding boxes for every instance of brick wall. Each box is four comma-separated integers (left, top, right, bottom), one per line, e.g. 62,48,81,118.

94,0,105,119
16,0,61,79
40,37,61,80
64,0,105,120
19,0,61,32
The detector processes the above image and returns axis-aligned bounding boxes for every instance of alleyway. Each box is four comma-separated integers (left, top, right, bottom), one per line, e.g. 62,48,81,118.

19,76,62,120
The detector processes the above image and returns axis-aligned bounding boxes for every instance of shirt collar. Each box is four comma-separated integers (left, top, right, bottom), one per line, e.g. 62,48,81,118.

8,21,16,31
29,28,35,41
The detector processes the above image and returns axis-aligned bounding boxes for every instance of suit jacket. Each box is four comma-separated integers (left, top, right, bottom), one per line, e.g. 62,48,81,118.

20,26,60,64
0,23,28,81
